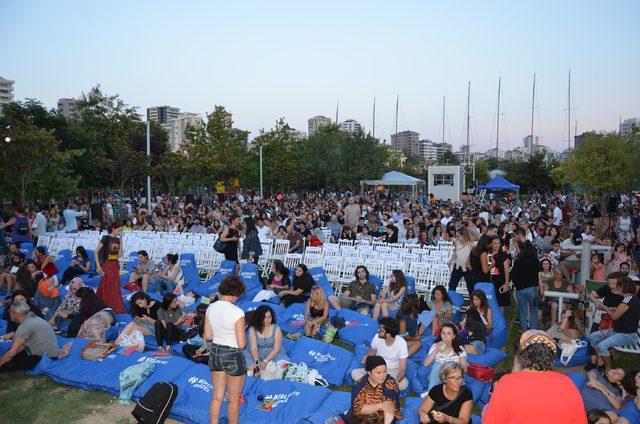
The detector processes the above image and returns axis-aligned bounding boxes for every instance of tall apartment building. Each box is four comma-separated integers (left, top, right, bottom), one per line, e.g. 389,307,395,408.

523,135,539,154
620,118,639,135
57,98,78,119
391,131,420,158
434,142,452,160
0,77,15,110
147,106,180,125
167,113,203,151
340,119,362,134
308,115,332,136
419,139,438,161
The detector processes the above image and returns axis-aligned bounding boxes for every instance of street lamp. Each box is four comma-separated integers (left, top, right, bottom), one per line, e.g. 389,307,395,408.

3,136,10,143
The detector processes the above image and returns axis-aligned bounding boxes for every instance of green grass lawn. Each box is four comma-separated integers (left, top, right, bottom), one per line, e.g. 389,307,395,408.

1,304,637,423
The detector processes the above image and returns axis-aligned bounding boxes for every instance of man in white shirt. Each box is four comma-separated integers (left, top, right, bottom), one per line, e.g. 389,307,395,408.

552,201,563,226
440,209,453,227
30,207,47,243
350,317,409,390
256,217,271,241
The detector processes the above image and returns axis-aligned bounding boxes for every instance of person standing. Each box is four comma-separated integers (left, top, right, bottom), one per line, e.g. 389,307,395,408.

0,206,31,247
205,276,247,424
483,236,511,311
95,222,126,314
63,202,87,234
30,207,47,245
220,215,241,275
344,197,361,231
511,227,541,331
241,217,262,265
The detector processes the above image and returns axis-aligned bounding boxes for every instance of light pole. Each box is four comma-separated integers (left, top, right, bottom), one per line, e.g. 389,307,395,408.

146,120,152,213
259,145,263,199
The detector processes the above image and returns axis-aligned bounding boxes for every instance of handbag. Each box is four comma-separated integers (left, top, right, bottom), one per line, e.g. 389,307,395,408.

467,362,495,382
82,341,117,360
599,314,613,330
213,239,227,253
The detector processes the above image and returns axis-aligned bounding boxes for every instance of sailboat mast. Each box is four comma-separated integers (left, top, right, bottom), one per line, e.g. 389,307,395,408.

465,81,471,165
441,96,446,144
335,102,339,124
530,74,536,158
496,77,501,158
567,69,571,150
395,94,399,135
372,97,376,139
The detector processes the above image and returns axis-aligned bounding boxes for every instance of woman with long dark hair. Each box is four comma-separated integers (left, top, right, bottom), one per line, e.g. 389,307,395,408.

182,303,209,364
243,305,289,376
468,235,491,288
423,323,468,392
279,264,315,307
241,217,263,265
373,270,408,320
60,245,92,284
155,293,187,353
95,222,126,314
397,294,425,356
483,235,511,310
428,285,453,336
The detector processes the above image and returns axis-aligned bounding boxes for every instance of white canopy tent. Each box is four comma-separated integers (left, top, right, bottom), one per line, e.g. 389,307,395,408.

360,171,426,199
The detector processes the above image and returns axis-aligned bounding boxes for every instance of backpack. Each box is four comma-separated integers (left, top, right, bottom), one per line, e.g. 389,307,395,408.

17,219,29,235
132,382,178,424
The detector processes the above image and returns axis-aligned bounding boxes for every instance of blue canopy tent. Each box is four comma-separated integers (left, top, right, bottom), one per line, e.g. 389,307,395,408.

476,175,519,191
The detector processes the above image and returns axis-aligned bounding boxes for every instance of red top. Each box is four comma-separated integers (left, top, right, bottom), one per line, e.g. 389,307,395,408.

483,371,587,424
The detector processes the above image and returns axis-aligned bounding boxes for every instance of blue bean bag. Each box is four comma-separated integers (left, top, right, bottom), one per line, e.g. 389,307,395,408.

239,263,263,301
308,266,336,298
409,335,438,364
619,401,640,424
193,260,236,297
19,242,34,261
277,303,308,334
169,364,257,424
179,253,201,293
411,364,488,402
336,308,379,348
370,274,384,295
406,275,416,295
237,300,287,318
447,291,465,324
468,347,508,368
131,353,196,400
399,397,423,424
240,379,331,423
475,283,508,349
565,372,588,389
344,344,372,385
55,254,72,283
554,338,590,367
299,390,351,424
45,338,141,395
285,336,355,386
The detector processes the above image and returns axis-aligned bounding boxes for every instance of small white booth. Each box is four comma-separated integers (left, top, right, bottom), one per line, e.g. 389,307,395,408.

360,171,425,199
427,165,465,202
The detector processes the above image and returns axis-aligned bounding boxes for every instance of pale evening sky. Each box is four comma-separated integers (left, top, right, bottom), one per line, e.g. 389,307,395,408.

1,0,639,152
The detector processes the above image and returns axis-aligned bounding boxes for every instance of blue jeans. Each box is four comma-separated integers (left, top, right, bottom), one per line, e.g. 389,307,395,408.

428,361,443,391
152,278,176,295
515,286,539,332
589,328,640,356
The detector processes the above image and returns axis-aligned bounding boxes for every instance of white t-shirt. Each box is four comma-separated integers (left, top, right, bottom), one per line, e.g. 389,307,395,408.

553,207,562,226
206,300,245,348
427,343,468,364
371,335,408,370
257,225,271,241
440,216,453,227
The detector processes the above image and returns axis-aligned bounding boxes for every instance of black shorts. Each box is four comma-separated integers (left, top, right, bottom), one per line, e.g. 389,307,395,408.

208,343,246,376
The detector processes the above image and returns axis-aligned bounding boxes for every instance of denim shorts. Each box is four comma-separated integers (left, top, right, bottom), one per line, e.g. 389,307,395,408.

209,343,247,376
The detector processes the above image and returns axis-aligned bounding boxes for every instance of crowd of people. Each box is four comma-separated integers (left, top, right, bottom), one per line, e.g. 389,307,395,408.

1,188,640,423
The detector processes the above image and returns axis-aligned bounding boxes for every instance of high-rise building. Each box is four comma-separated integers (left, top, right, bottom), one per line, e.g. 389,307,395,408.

0,77,15,110
523,135,539,153
620,118,639,135
434,142,453,160
57,98,78,119
167,113,203,152
419,139,438,161
340,119,362,134
147,106,180,125
308,115,332,136
574,132,593,149
391,131,420,158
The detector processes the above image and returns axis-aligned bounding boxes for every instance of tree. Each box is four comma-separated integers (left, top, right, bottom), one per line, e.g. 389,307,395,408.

503,152,556,193
474,160,491,185
152,151,188,195
183,106,247,189
0,102,79,202
559,132,636,202
439,151,459,165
